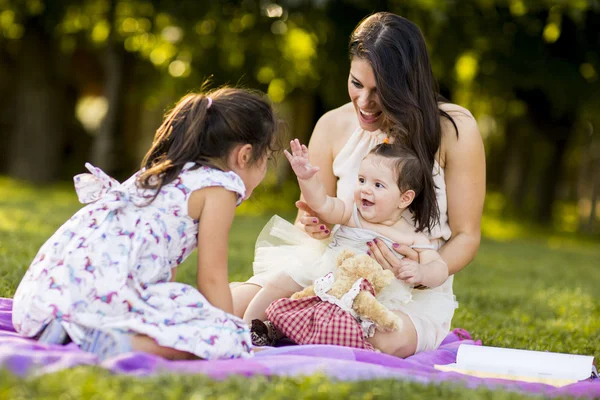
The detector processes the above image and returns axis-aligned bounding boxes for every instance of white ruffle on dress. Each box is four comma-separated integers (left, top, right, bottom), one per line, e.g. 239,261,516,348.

253,206,414,309
12,162,253,359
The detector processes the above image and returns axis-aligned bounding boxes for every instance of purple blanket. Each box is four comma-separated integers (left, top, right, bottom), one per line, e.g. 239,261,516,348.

1,298,598,397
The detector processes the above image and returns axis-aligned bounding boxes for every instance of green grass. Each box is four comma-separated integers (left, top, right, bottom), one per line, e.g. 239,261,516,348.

0,368,542,400
0,176,599,398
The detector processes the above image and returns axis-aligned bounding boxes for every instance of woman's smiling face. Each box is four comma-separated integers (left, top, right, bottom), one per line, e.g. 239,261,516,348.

348,58,384,131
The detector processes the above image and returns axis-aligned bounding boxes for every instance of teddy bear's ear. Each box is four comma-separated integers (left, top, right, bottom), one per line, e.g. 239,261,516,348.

336,249,356,266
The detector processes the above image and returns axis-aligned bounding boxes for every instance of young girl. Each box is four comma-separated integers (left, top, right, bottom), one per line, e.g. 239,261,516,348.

242,139,455,325
11,87,280,361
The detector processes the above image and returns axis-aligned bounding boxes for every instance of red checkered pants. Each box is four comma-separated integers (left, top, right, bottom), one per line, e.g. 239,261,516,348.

266,296,374,351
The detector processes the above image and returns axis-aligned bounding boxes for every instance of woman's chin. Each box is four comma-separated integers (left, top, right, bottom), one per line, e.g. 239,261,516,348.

357,114,383,131
359,122,382,132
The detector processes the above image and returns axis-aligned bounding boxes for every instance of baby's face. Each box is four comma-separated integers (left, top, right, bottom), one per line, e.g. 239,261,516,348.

354,155,404,225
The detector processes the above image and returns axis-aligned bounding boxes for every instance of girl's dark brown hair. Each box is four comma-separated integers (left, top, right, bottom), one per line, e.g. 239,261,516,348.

350,12,459,231
369,143,437,233
137,86,279,201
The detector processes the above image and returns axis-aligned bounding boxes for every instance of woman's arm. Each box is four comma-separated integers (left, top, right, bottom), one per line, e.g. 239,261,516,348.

190,187,238,314
438,111,485,275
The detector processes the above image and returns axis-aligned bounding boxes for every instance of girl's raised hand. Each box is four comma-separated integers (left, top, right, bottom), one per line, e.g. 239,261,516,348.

284,139,320,180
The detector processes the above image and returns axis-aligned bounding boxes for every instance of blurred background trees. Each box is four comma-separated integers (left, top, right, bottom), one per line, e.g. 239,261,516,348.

0,0,598,233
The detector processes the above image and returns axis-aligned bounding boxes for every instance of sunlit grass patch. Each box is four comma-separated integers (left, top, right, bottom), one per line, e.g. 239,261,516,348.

455,237,600,358
0,368,537,400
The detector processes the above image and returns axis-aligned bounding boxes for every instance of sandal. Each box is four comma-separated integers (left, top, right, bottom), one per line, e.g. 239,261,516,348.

250,319,284,347
38,319,70,345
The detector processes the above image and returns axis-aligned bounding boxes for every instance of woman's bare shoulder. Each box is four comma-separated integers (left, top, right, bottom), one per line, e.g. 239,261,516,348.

439,102,483,166
439,102,479,140
311,102,357,149
439,102,476,127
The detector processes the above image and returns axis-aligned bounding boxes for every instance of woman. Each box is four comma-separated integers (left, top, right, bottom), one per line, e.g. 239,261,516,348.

232,12,485,357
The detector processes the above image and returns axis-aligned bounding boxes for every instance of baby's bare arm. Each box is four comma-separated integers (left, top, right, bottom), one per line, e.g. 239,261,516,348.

285,139,352,225
409,235,448,288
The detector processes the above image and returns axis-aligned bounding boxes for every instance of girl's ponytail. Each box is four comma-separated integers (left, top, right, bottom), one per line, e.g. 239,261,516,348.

138,94,212,196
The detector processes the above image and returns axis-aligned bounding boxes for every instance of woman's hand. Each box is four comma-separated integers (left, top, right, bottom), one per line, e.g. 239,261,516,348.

367,238,448,288
366,238,419,271
295,200,331,239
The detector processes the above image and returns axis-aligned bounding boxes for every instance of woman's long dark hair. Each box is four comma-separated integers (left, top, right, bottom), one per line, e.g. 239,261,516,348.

137,86,279,202
349,12,457,232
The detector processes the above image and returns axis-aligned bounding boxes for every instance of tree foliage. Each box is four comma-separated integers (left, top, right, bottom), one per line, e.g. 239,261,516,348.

0,0,598,230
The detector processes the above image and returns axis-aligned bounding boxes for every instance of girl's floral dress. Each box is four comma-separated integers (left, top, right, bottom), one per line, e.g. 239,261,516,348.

12,162,253,359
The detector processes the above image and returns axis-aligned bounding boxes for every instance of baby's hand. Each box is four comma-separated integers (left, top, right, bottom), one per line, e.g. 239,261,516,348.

284,139,320,180
395,258,425,286
395,258,448,288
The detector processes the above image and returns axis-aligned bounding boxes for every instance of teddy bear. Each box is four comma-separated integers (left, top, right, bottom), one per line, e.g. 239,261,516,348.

253,249,402,350
290,249,402,332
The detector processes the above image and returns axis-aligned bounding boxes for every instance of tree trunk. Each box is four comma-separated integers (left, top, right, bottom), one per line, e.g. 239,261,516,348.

0,46,15,174
535,135,569,223
91,0,126,174
515,88,577,225
514,135,534,211
501,118,523,206
501,117,533,213
9,20,66,183
579,123,599,233
588,165,598,230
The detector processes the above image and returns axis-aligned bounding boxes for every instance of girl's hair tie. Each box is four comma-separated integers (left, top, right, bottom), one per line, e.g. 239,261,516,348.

206,97,213,109
383,137,390,144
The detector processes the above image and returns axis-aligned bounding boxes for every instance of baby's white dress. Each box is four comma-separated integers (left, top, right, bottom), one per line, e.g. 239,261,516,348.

254,204,414,307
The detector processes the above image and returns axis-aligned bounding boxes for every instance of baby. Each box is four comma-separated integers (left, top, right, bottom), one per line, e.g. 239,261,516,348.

243,139,449,324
